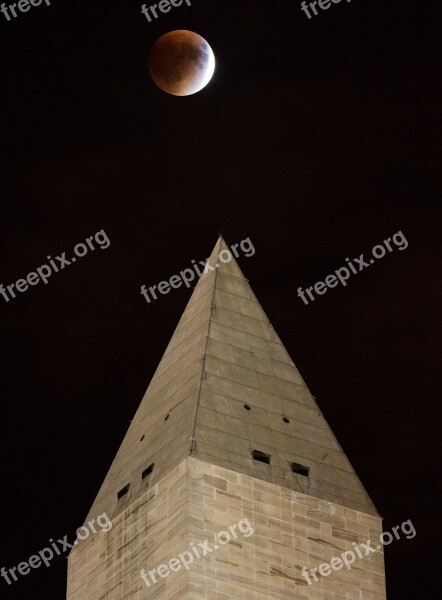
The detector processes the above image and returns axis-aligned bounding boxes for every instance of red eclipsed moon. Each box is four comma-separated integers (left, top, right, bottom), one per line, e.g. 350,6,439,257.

149,30,215,97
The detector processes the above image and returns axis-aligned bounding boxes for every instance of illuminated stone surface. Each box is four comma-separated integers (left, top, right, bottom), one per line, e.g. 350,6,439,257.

66,238,386,599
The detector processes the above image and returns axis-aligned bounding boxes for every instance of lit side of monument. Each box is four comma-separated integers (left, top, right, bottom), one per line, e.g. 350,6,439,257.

66,238,386,600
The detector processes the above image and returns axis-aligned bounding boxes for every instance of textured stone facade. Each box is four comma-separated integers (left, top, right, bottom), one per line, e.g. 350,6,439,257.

67,457,386,599
67,460,189,600
67,238,386,599
84,238,376,527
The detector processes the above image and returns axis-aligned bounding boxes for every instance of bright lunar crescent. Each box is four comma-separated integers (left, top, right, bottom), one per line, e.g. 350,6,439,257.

148,30,215,97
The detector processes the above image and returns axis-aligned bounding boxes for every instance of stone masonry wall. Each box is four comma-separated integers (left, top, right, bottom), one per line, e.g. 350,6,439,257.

67,457,386,600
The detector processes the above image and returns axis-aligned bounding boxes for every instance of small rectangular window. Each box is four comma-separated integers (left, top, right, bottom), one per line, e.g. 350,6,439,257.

142,463,154,480
291,463,310,477
252,450,271,464
117,484,130,499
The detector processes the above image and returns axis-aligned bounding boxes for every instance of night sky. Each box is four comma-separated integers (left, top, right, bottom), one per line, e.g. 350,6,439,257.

1,0,439,598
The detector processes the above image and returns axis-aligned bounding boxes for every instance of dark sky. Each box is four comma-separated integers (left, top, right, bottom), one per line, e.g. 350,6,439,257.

1,0,440,598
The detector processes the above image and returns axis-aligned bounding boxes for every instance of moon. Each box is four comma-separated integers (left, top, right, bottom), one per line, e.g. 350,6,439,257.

148,30,215,97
